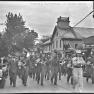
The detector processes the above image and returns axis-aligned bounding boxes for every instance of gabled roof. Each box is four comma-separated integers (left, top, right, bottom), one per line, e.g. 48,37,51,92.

51,26,82,41
61,38,82,41
43,25,94,46
43,39,51,45
41,35,51,43
51,26,94,41
62,27,82,39
51,26,57,41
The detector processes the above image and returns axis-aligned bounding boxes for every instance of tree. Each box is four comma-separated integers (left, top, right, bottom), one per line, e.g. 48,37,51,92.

23,30,38,50
0,32,9,57
2,12,27,53
5,12,26,36
2,12,38,54
8,29,38,52
0,38,8,57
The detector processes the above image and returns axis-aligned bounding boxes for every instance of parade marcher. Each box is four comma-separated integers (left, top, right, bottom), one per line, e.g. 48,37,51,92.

45,57,50,80
28,55,36,79
56,53,62,80
18,58,23,70
50,50,59,85
40,58,46,86
72,50,85,92
36,58,41,84
36,54,47,86
17,55,29,86
0,57,8,79
8,56,18,87
0,63,6,88
66,56,73,84
0,63,3,78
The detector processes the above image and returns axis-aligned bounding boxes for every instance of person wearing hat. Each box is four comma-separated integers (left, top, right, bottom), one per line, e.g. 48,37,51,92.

0,65,3,79
66,57,73,84
0,63,2,69
50,50,59,85
72,49,85,92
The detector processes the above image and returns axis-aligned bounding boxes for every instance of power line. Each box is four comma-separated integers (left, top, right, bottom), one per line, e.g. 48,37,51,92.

73,10,94,27
30,10,94,30
0,9,93,31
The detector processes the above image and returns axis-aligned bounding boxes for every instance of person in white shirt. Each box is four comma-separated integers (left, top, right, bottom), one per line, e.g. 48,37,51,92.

72,50,85,92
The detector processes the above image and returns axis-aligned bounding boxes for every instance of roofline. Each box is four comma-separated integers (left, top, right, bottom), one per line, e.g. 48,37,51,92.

61,38,82,41
84,43,94,45
51,26,57,41
42,42,52,46
73,27,94,29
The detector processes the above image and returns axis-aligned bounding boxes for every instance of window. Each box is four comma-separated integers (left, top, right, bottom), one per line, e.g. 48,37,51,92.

56,32,58,36
49,45,50,51
53,42,54,48
60,40,61,48
68,43,70,48
45,47,47,51
50,44,52,50
75,44,78,48
56,40,58,48
64,43,70,50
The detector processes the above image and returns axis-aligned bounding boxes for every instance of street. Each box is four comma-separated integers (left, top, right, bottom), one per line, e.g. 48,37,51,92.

0,75,94,93
0,1,94,94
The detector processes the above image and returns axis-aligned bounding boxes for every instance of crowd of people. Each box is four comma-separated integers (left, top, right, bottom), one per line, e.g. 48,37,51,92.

0,47,93,92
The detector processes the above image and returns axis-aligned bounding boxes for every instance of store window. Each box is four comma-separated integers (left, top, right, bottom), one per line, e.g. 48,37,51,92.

75,44,78,48
56,40,58,48
56,32,58,36
60,40,61,48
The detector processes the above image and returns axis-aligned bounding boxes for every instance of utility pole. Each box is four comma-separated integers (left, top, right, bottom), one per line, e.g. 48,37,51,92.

93,1,94,18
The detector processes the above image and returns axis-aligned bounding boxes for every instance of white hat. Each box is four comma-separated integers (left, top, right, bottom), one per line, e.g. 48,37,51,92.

76,50,81,54
36,58,40,63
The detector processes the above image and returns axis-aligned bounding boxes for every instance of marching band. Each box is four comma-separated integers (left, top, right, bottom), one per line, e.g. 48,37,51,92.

0,47,93,93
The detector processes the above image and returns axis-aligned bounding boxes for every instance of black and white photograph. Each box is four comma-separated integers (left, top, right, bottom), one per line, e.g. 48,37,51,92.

0,1,94,93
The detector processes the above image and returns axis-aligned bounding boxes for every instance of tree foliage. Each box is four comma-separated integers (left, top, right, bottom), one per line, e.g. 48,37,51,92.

0,12,38,55
2,12,26,51
5,12,26,36
23,30,38,50
0,37,8,57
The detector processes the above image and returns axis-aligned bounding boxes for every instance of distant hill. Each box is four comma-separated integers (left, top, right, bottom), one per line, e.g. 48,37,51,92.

83,36,94,45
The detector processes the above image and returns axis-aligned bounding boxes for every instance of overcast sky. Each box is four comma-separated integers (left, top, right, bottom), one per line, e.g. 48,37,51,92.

0,1,94,38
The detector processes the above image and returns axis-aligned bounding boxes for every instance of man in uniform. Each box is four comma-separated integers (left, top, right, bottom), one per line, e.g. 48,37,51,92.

29,55,36,79
36,58,41,84
66,56,73,84
72,50,85,92
51,50,58,85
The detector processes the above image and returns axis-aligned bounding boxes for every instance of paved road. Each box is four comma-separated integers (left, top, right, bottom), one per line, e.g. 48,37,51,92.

0,75,94,93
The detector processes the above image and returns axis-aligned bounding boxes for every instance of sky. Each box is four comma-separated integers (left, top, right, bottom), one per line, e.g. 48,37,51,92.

0,1,94,39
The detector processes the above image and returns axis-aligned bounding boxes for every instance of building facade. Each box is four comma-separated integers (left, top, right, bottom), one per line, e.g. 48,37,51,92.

43,16,83,56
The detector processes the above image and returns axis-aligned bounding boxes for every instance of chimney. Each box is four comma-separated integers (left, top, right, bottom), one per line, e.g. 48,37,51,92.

57,16,70,29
